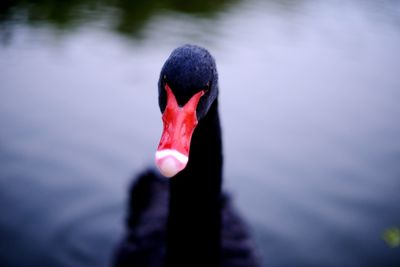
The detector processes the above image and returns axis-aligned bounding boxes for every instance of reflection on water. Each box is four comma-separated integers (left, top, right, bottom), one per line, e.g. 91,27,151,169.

0,0,236,40
1,0,400,267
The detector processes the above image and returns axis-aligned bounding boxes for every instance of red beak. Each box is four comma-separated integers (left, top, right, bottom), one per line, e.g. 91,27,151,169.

155,84,205,177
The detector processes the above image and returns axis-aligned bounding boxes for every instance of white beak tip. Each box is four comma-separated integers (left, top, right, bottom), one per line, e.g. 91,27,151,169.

155,150,188,178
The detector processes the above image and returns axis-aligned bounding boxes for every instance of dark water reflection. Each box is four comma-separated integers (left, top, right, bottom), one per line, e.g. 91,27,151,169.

0,0,236,40
1,0,400,267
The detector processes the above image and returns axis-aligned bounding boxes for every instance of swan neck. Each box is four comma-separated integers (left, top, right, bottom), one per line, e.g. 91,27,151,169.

166,100,223,267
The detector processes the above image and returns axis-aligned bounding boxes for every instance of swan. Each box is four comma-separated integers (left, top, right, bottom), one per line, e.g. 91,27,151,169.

113,44,260,267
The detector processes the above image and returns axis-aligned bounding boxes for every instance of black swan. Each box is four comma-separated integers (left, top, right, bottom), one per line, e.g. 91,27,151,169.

113,45,260,267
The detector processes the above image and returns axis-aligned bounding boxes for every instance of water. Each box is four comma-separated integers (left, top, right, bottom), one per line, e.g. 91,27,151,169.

1,0,400,266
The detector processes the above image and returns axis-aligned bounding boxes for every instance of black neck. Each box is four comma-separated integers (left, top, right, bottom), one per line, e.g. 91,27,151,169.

165,100,223,267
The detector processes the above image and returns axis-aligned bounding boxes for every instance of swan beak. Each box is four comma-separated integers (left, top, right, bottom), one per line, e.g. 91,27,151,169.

155,84,204,178
155,150,188,177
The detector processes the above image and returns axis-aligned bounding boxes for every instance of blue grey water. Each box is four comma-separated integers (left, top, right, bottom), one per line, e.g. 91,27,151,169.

0,0,399,266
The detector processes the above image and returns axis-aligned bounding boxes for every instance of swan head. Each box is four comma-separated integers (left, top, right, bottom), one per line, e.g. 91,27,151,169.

155,45,218,178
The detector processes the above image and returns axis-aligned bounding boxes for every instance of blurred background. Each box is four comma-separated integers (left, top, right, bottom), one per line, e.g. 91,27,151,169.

1,0,400,266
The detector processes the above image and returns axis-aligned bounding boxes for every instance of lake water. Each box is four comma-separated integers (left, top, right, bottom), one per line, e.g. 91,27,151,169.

0,0,399,266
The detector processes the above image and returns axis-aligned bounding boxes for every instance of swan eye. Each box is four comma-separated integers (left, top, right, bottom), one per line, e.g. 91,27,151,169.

204,81,211,92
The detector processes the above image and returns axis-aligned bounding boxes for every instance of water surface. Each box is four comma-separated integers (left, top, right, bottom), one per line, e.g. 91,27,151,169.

1,1,400,266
